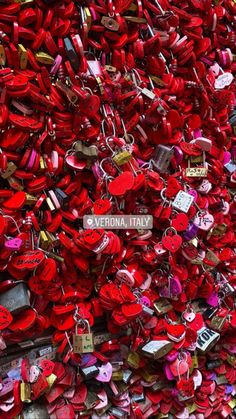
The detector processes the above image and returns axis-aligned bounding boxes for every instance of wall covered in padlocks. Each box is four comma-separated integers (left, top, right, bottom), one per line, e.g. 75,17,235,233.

0,0,236,417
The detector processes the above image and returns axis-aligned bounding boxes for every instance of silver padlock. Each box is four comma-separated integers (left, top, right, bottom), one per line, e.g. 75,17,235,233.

152,145,174,173
224,160,236,174
196,327,220,352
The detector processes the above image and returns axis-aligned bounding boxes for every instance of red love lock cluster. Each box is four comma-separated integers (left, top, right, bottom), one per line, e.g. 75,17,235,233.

0,0,236,417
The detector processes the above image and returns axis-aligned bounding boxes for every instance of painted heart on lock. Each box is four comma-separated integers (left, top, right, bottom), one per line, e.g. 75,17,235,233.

171,213,189,231
108,171,134,196
96,362,112,382
188,313,204,332
193,212,214,231
159,276,182,298
65,154,87,170
162,234,182,253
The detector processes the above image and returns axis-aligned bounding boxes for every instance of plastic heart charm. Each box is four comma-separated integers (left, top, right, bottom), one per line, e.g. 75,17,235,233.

162,234,182,253
96,363,112,382
108,172,134,196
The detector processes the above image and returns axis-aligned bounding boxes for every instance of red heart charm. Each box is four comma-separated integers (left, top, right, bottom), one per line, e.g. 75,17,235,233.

172,213,189,231
39,360,55,377
162,234,182,253
36,258,57,282
182,242,198,260
0,305,13,330
121,303,143,319
28,275,45,295
188,313,204,332
11,250,44,270
70,383,87,404
180,142,201,156
93,198,112,215
65,155,86,170
3,191,26,210
166,324,185,339
9,308,36,331
108,172,134,196
176,377,194,397
80,229,104,245
81,94,100,117
166,177,182,198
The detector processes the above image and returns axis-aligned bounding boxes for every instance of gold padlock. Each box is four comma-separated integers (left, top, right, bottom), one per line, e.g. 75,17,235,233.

204,250,220,267
7,176,23,191
210,315,226,332
127,351,140,369
190,154,203,164
112,150,132,166
227,355,236,367
26,194,37,205
185,153,208,178
73,319,94,354
153,298,173,315
18,44,28,69
20,383,31,403
1,162,17,179
112,370,123,381
46,373,57,389
39,231,49,250
35,52,54,65
84,7,92,28
0,44,6,66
